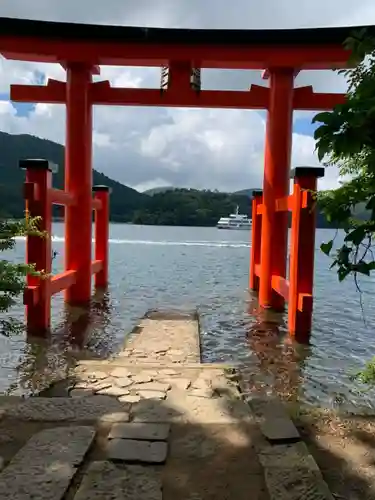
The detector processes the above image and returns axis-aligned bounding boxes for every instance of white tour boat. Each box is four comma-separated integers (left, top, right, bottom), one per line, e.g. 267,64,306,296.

217,206,252,230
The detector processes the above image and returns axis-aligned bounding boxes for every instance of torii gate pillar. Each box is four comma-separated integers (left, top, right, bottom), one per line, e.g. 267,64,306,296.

259,68,294,310
65,63,93,305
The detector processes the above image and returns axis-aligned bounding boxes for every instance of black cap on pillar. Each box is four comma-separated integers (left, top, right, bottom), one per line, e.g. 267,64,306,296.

19,158,58,173
92,185,112,194
251,189,263,197
291,166,325,179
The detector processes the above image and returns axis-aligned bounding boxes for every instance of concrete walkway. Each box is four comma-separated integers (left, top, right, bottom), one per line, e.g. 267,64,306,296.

0,311,334,499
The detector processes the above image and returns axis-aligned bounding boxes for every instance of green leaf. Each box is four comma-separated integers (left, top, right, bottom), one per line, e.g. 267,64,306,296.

330,259,338,269
312,112,332,125
365,197,375,211
313,125,329,140
317,146,327,163
344,226,366,245
355,261,371,276
338,267,351,281
321,240,334,256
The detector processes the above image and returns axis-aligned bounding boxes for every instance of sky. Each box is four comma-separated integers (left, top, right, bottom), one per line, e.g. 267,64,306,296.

0,1,374,193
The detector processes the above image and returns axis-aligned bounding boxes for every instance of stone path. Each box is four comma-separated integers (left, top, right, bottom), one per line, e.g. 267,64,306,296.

115,310,201,364
0,310,334,499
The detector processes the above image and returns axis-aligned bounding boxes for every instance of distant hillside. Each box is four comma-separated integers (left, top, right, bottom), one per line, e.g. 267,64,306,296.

143,186,176,196
0,131,351,228
133,188,250,226
0,132,145,221
0,132,252,226
234,188,260,197
145,186,259,197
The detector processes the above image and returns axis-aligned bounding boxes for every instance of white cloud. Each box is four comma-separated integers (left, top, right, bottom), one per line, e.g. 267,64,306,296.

0,0,372,192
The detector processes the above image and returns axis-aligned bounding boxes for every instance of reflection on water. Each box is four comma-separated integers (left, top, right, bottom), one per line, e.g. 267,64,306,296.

242,294,312,404
4,291,116,396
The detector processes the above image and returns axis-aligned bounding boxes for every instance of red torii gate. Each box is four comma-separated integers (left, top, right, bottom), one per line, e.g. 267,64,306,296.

0,17,360,339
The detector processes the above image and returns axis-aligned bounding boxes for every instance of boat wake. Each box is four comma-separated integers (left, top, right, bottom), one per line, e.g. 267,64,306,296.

15,236,250,248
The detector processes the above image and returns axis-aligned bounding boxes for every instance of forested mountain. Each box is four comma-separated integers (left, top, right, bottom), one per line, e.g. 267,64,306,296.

0,132,144,220
133,188,249,226
143,186,176,195
0,131,339,228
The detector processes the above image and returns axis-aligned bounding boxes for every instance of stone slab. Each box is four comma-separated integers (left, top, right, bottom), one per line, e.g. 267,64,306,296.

158,369,179,376
248,396,290,419
138,390,166,400
70,388,94,398
100,412,130,423
260,416,300,443
80,371,108,380
259,442,320,471
74,381,92,389
145,309,197,320
132,374,153,384
111,368,133,378
109,423,170,441
133,382,171,392
0,426,95,500
168,349,184,357
132,401,180,423
107,439,168,463
117,350,132,357
139,370,159,377
192,377,212,390
97,386,130,397
264,466,334,500
75,379,113,392
188,388,214,398
113,377,133,388
90,381,113,392
78,360,235,369
247,395,300,443
77,361,234,371
163,423,267,500
74,461,162,500
118,316,201,364
3,396,125,421
164,378,191,390
119,394,141,404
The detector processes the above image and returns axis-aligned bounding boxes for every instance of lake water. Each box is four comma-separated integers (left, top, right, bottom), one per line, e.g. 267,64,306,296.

2,223,375,410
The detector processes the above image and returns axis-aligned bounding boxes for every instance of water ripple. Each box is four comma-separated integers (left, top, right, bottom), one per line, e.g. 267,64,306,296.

3,224,375,411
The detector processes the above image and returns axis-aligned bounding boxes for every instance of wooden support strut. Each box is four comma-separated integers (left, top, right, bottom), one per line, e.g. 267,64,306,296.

250,190,263,291
93,185,111,288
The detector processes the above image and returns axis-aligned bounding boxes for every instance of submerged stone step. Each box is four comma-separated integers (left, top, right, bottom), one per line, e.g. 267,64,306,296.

0,426,95,500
